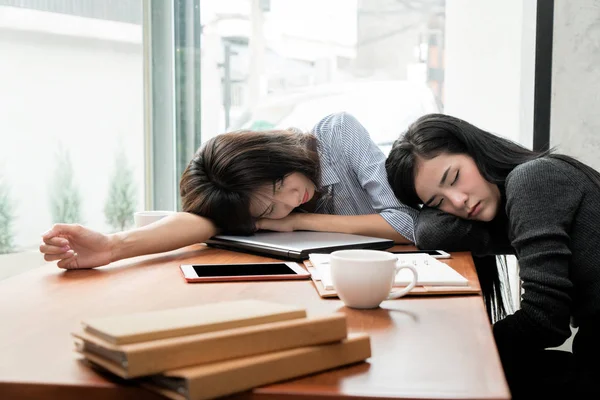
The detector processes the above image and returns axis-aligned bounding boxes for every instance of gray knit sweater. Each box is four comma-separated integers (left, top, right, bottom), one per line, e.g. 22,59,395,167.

416,157,600,353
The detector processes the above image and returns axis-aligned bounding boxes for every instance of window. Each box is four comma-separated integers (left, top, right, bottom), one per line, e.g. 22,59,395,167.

1,0,539,286
200,0,446,152
0,0,144,274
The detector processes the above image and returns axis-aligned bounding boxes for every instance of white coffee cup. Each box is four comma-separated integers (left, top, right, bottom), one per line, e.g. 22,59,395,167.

134,210,175,228
330,249,418,309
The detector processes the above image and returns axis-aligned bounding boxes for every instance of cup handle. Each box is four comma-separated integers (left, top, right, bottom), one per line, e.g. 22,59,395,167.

387,263,418,299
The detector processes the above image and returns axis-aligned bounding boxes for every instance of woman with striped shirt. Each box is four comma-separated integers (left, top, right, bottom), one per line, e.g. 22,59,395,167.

40,112,418,269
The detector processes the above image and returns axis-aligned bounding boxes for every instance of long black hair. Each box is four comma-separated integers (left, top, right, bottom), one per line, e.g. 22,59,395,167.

180,129,320,234
386,113,600,321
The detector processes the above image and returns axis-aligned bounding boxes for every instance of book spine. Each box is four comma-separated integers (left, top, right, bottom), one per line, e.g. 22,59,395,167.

125,314,348,377
185,334,371,400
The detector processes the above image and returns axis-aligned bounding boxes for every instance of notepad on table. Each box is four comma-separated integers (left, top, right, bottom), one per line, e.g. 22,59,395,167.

308,253,468,291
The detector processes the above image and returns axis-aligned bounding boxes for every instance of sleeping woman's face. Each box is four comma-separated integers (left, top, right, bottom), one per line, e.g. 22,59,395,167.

249,172,316,220
413,153,501,222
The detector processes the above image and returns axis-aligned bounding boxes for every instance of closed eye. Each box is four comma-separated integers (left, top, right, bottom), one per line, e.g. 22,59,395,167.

274,179,284,192
451,170,459,185
434,198,444,208
259,204,275,219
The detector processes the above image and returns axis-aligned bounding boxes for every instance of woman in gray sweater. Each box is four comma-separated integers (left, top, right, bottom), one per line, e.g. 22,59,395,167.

385,114,600,398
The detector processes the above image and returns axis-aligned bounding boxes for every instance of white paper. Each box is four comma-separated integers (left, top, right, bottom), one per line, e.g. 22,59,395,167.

308,253,334,290
309,253,468,290
394,254,469,286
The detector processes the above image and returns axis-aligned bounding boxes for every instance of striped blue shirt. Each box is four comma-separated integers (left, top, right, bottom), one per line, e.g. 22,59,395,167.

311,112,417,242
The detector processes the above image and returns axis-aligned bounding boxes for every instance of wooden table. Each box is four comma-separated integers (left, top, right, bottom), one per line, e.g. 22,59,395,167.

0,245,509,400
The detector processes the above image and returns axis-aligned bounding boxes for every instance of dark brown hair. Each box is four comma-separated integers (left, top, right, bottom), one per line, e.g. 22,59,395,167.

179,129,320,234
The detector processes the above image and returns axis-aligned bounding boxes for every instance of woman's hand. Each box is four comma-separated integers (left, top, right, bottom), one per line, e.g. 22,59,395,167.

256,214,299,232
40,224,118,269
40,213,219,270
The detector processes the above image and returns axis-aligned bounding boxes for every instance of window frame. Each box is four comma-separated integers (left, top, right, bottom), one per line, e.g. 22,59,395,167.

143,0,201,211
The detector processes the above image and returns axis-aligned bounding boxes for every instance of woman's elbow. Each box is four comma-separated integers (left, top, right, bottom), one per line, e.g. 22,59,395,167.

415,222,450,249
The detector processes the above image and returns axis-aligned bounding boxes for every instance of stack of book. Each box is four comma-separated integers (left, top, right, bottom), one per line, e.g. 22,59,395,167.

72,299,370,400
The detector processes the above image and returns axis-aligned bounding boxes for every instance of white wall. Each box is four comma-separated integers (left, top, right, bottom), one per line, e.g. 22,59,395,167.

550,0,600,171
0,7,144,249
444,0,536,146
544,0,600,352
444,0,537,311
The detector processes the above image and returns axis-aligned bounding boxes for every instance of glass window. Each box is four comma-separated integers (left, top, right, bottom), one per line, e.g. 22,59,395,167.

0,0,144,273
1,0,538,286
200,0,446,153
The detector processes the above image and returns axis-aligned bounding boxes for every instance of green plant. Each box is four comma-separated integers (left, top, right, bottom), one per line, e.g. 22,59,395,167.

50,147,82,224
104,149,137,231
0,177,15,254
